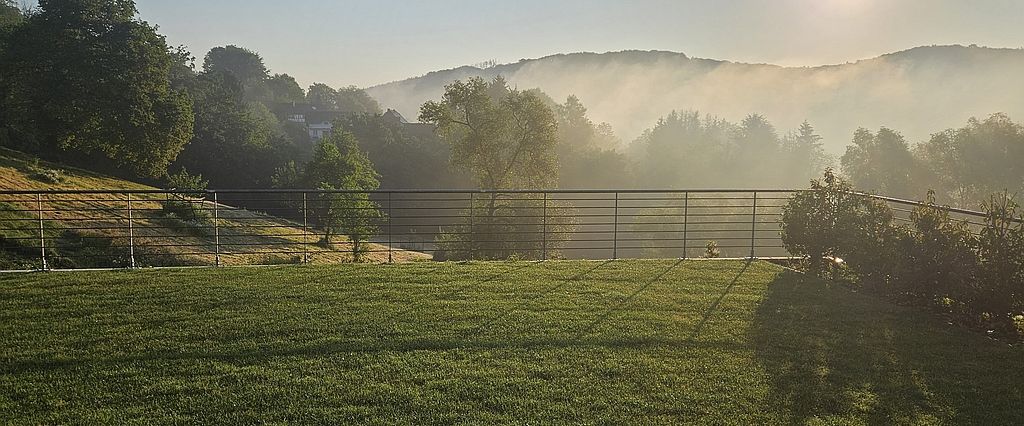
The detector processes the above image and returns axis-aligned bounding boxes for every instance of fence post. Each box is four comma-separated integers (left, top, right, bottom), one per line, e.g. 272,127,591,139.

750,191,758,259
127,192,136,269
213,191,221,267
541,192,548,261
469,192,475,258
36,193,47,271
387,192,393,264
612,192,619,260
682,191,689,260
302,191,309,264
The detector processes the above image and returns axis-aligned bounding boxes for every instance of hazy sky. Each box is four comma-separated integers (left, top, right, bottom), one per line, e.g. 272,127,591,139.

133,0,1024,88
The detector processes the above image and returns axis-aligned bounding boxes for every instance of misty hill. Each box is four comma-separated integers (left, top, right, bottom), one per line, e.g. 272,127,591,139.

366,45,1024,152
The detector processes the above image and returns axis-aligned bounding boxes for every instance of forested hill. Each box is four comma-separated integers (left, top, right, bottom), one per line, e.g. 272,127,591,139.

366,45,1024,151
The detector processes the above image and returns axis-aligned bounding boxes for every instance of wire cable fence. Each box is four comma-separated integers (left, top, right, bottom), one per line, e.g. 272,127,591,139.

0,188,1000,271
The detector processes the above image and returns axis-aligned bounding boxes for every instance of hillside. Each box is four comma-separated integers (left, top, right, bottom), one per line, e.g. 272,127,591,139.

0,149,427,269
366,45,1024,151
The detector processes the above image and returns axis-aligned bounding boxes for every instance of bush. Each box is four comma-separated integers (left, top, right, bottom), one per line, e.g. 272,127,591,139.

28,168,64,184
782,171,1024,339
781,169,897,278
161,169,209,222
703,241,720,258
976,193,1024,317
891,191,978,304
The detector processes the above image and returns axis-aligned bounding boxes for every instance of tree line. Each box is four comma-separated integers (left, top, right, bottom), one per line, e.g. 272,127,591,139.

2,0,1020,216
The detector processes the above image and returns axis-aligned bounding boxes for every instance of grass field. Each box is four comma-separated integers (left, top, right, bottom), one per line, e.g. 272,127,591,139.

0,148,426,269
2,260,1022,424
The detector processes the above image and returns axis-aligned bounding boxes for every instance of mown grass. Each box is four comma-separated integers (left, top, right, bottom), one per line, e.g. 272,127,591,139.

1,260,1022,424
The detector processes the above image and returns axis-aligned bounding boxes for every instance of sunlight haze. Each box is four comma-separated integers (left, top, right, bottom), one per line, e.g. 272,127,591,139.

131,0,1024,88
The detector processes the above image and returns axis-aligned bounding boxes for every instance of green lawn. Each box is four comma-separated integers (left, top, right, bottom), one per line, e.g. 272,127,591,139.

1,260,1022,424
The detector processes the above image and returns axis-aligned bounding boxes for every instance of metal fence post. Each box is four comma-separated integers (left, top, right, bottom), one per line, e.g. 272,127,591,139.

542,192,548,261
302,191,309,264
127,192,136,269
36,193,47,271
213,191,221,267
387,192,393,264
612,192,619,260
682,191,689,260
469,192,475,258
750,191,758,259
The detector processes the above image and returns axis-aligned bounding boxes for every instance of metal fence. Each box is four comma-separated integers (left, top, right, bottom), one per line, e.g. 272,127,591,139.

0,189,803,271
0,188,1005,271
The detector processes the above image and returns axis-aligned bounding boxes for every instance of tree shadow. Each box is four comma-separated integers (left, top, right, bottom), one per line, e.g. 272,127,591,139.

575,259,683,338
752,270,1024,424
467,260,613,336
687,259,750,341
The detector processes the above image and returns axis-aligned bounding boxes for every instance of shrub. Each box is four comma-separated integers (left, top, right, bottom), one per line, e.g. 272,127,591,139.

703,241,720,258
781,169,898,278
28,168,64,184
162,169,209,222
976,192,1024,316
892,191,978,304
435,196,576,261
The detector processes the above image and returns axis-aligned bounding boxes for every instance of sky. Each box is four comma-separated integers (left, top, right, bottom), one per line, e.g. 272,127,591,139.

130,0,1024,89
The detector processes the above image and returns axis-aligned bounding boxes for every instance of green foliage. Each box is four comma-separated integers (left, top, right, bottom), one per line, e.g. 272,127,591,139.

3,0,194,178
305,130,382,261
421,77,567,260
632,110,829,189
916,113,1024,206
976,193,1024,317
704,241,720,258
435,197,576,261
166,168,209,192
784,170,1024,336
892,191,978,303
161,169,209,222
420,76,559,191
554,95,631,188
305,84,380,114
841,127,921,198
783,170,865,274
336,112,465,189
265,73,305,104
202,45,269,99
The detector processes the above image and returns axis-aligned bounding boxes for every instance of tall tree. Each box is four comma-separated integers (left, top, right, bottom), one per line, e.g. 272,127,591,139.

783,121,830,185
841,127,918,197
335,85,381,114
420,76,558,191
917,113,1024,206
266,73,305,104
306,83,338,110
202,45,268,86
4,0,193,178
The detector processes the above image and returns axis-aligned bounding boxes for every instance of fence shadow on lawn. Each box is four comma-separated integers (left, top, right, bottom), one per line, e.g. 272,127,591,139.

751,270,1024,424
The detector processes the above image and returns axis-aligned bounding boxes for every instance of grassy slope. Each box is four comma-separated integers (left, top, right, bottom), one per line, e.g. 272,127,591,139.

0,148,426,268
1,259,1021,424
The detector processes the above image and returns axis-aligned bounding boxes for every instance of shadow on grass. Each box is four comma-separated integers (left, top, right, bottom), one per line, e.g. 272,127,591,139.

751,270,1024,424
466,260,613,336
687,259,750,341
575,259,683,337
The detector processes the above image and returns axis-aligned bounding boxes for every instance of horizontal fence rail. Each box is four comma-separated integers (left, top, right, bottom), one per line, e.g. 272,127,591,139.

0,188,1006,271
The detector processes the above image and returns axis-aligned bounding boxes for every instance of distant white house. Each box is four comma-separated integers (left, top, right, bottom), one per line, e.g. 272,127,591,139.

276,103,346,142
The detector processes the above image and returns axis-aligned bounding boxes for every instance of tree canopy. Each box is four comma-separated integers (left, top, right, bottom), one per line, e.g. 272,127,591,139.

2,0,193,178
420,76,559,190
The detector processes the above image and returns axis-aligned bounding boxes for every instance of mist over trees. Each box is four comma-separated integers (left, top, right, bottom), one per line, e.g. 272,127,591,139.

0,0,1021,217
628,111,831,189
